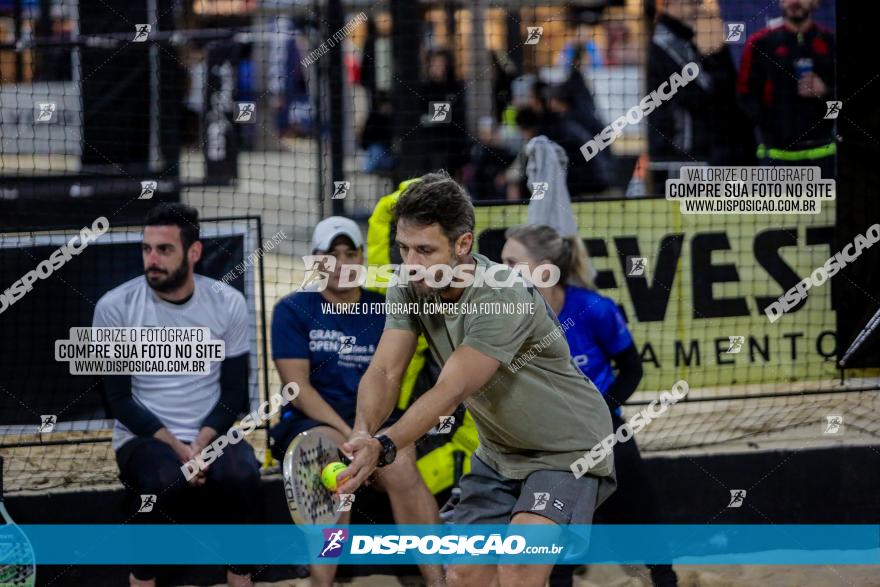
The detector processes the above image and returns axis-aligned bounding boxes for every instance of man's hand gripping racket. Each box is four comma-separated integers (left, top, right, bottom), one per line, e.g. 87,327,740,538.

281,431,354,524
335,431,381,495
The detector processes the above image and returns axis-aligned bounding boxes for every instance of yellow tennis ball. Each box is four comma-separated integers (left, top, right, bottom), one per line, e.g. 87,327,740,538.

321,461,347,492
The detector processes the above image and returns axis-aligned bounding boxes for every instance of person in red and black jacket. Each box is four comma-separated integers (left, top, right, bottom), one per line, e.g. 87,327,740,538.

737,0,836,178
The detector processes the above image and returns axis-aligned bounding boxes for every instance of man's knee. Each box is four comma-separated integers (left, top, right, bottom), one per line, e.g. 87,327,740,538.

447,565,492,587
373,447,422,492
497,564,552,587
119,440,187,496
209,442,261,488
137,467,187,498
446,566,466,587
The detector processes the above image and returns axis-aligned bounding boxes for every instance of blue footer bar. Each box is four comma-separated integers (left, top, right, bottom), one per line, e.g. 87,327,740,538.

3,525,879,565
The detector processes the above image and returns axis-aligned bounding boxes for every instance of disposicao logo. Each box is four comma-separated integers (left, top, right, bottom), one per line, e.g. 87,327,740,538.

319,528,348,558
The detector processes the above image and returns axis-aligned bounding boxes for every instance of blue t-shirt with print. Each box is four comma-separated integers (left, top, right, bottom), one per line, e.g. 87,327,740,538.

558,285,633,411
271,289,385,419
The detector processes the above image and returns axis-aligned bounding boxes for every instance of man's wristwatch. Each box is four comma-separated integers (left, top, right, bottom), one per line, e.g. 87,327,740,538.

374,434,397,467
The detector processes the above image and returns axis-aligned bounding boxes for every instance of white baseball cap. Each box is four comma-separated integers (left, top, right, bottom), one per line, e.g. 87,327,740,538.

310,216,364,253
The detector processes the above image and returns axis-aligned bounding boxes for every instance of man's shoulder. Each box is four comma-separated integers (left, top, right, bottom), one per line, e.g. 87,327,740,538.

384,282,414,304
97,275,146,309
651,20,676,42
469,254,532,299
360,288,386,306
472,252,508,273
566,285,614,312
812,22,835,41
275,289,383,313
196,274,246,308
563,284,591,307
275,290,320,313
469,281,538,308
649,22,695,70
747,23,785,47
651,17,693,48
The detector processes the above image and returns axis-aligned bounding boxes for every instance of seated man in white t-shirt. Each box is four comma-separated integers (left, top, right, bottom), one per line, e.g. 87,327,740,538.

93,203,259,587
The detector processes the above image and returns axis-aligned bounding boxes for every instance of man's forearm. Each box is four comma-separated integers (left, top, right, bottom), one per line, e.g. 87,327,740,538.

153,426,188,461
353,364,403,434
192,426,218,453
295,385,352,435
104,374,164,437
604,344,643,411
202,354,248,433
382,379,467,449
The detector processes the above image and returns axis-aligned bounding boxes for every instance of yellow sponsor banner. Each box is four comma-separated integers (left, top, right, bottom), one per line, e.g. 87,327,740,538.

474,198,855,391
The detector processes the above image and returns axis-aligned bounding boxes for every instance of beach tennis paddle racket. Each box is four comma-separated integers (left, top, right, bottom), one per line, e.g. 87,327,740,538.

0,457,35,587
282,431,350,525
840,305,880,366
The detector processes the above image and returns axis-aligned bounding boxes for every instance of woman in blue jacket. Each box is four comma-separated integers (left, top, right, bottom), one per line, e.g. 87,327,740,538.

502,224,678,587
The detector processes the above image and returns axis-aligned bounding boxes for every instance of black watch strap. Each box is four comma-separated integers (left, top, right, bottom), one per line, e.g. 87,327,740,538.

374,434,396,467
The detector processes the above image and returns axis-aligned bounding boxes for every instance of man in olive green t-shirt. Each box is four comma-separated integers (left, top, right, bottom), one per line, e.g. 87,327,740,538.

338,172,615,587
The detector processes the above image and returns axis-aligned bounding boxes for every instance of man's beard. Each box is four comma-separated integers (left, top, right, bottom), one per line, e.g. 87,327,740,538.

411,255,459,301
784,5,809,23
411,275,450,301
145,258,189,293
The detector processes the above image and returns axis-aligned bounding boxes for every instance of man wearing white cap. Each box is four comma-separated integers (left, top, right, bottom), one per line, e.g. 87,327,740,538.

270,217,443,587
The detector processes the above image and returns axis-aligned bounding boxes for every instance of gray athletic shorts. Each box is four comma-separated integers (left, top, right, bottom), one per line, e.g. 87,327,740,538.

452,454,600,525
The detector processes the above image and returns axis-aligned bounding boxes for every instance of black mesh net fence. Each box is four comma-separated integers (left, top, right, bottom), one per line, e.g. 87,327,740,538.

1,0,877,496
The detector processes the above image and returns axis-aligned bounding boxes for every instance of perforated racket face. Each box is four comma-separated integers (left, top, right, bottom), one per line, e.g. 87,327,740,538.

0,504,36,587
282,432,341,525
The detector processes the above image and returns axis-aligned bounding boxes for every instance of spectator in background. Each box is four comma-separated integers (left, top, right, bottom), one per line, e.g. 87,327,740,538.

558,22,605,71
95,204,259,587
508,77,613,201
490,50,518,124
561,45,607,138
605,20,641,66
543,84,612,195
360,11,394,104
237,44,256,151
505,107,543,201
647,0,714,167
703,43,758,168
502,224,678,587
738,0,836,178
360,91,395,174
415,48,470,178
465,116,516,201
360,13,396,175
269,19,311,139
527,78,549,114
647,0,755,189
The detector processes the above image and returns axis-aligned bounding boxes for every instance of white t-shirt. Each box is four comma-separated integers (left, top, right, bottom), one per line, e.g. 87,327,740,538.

92,274,250,449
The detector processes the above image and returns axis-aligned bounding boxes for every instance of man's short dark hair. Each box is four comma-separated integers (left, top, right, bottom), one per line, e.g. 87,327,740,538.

516,107,541,131
144,203,200,250
546,84,572,106
393,172,475,245
531,80,549,108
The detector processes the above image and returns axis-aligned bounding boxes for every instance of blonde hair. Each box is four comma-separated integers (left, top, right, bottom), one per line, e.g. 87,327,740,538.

504,224,596,290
